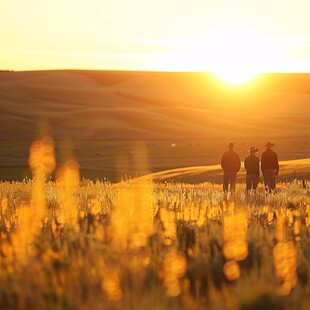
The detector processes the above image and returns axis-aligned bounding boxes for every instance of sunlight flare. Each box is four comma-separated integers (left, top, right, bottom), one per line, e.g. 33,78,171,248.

190,26,276,84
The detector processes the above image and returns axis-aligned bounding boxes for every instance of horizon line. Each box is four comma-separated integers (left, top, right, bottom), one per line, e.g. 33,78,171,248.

2,68,310,75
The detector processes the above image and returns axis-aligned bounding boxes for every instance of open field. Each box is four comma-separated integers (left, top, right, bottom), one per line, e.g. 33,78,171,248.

0,70,309,181
0,70,309,309
0,176,310,309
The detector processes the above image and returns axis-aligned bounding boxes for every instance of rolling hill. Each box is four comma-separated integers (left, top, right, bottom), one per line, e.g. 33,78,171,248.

0,70,309,181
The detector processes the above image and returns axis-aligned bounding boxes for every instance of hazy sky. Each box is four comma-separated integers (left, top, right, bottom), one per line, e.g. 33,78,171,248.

1,0,310,72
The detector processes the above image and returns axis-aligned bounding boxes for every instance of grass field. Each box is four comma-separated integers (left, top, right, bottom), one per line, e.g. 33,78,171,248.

0,174,309,309
0,136,309,309
0,71,309,309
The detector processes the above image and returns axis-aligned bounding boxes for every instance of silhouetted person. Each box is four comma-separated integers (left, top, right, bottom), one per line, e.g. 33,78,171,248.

244,147,259,193
261,142,279,193
221,143,241,192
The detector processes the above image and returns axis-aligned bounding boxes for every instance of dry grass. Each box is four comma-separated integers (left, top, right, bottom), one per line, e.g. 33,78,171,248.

0,136,310,309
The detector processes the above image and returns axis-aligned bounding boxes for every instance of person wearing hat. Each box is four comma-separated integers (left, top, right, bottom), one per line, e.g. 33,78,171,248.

244,147,260,193
261,142,279,193
221,143,241,192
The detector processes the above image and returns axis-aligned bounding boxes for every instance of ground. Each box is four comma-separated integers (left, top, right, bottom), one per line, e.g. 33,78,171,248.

0,70,309,182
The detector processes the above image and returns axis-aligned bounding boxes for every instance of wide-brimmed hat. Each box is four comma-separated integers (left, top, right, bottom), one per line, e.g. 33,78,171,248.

247,146,259,153
265,142,275,147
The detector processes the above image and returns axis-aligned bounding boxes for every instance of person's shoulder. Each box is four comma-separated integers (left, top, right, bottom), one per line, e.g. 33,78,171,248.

267,149,277,156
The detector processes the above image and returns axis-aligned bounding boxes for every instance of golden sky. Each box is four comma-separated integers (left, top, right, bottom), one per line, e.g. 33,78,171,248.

1,0,310,75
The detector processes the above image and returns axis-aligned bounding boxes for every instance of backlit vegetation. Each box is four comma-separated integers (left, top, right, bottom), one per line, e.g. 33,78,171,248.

0,136,309,309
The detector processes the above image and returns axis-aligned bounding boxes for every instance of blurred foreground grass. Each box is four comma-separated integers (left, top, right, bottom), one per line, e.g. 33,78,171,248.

0,136,310,309
0,178,310,310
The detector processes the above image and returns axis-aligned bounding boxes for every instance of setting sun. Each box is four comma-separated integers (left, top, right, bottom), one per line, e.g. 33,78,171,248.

196,26,275,85
152,25,282,85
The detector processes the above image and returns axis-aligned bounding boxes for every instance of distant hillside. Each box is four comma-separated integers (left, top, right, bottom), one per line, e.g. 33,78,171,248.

0,70,309,181
0,70,309,141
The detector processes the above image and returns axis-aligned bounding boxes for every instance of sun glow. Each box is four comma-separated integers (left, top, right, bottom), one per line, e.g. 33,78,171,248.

188,26,277,85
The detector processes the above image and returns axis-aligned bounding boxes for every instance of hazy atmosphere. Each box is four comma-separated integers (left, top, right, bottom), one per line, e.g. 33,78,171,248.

2,0,310,75
1,1,310,309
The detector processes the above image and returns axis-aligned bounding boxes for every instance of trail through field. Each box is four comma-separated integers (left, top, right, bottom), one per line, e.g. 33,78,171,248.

137,158,310,183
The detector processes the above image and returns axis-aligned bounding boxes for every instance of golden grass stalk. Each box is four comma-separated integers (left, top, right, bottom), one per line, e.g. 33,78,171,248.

15,136,56,264
56,157,80,232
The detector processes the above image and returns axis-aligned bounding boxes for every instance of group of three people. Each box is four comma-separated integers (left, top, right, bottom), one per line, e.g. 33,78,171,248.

221,142,279,193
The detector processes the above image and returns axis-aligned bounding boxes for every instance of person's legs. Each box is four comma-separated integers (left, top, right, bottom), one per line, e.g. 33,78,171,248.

253,175,259,191
263,170,271,192
223,171,229,192
270,170,276,190
230,172,237,192
246,175,252,191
